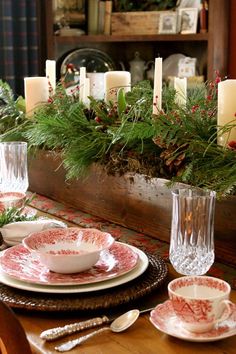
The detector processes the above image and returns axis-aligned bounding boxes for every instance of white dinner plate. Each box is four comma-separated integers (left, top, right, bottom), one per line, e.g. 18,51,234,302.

0,244,148,294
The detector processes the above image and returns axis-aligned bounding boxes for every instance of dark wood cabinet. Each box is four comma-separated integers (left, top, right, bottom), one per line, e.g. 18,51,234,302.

41,0,229,81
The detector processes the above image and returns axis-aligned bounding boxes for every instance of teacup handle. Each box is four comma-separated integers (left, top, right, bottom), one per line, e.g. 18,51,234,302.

217,300,234,324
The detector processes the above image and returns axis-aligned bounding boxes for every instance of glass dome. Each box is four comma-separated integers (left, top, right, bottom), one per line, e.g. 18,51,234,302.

60,48,116,75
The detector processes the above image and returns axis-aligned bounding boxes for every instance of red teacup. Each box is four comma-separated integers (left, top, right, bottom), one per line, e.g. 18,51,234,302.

168,276,234,333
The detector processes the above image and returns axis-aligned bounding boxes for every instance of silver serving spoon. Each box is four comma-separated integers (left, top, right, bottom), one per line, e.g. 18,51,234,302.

55,309,140,352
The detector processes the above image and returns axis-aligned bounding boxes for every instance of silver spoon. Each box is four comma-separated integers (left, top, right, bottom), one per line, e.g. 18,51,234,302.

55,309,140,352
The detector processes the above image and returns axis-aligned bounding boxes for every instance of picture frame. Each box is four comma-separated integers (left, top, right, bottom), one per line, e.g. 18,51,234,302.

176,0,200,8
158,12,178,34
178,7,198,34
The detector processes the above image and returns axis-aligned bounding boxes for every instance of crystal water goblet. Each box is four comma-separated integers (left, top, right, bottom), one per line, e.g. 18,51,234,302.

169,188,216,276
0,141,29,193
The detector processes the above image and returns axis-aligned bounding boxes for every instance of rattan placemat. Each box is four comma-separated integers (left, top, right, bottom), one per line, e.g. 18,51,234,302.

0,253,168,312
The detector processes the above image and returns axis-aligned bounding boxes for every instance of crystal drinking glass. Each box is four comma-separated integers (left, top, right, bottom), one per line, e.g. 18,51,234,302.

169,188,216,276
0,141,29,193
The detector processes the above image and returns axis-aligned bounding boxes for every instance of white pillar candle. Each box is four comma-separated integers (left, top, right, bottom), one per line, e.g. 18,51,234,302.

104,71,131,103
217,80,236,146
83,78,90,108
46,60,56,94
87,73,105,100
153,58,162,115
79,67,86,103
174,77,187,107
24,77,49,116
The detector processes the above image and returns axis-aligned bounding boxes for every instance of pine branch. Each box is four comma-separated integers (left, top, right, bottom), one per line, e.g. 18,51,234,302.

1,76,236,197
63,133,111,179
172,139,236,196
0,195,37,227
0,80,27,138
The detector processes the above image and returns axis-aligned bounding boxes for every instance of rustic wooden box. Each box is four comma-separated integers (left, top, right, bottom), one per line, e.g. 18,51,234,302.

111,11,161,35
29,151,236,267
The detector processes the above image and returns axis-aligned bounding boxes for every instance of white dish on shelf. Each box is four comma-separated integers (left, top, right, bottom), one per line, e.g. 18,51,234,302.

59,28,85,36
0,241,139,286
163,53,186,80
0,244,148,294
150,300,236,342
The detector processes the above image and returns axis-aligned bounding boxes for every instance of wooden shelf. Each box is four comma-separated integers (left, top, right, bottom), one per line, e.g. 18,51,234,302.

55,33,208,44
42,0,229,81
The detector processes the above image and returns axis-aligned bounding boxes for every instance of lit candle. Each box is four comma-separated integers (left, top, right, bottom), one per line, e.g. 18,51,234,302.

174,77,187,107
104,71,131,103
79,67,86,103
45,60,56,94
153,58,162,115
217,80,236,146
24,77,49,116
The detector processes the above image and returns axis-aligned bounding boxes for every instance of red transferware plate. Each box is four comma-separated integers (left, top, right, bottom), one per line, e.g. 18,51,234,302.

0,242,139,286
150,300,236,343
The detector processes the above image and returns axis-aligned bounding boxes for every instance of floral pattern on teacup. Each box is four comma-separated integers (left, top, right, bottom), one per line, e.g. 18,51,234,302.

170,276,229,293
170,294,213,323
150,300,236,341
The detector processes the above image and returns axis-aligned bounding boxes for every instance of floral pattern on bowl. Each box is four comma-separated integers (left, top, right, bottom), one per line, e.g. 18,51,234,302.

23,227,114,274
0,242,139,285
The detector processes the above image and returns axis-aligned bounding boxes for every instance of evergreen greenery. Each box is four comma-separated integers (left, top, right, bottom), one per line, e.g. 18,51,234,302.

113,0,177,12
1,76,236,197
0,80,28,141
0,195,37,228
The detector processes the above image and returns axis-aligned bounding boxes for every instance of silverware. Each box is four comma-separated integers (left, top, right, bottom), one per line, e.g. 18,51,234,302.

40,316,109,341
55,309,140,352
40,307,154,341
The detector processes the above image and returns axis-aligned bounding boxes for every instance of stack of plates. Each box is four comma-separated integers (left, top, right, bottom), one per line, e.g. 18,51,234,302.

0,242,149,294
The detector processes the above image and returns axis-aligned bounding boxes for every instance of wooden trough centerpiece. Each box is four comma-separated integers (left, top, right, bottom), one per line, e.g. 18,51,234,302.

29,150,236,268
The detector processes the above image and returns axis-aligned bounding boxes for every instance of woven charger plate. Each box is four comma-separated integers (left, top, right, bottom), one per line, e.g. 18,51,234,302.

0,253,167,312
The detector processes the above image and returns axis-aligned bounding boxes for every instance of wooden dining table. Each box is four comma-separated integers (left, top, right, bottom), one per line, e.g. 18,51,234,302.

16,266,236,354
2,195,236,354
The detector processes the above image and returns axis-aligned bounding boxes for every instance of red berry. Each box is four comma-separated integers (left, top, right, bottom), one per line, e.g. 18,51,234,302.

191,104,199,113
95,117,102,123
228,141,236,150
67,63,74,70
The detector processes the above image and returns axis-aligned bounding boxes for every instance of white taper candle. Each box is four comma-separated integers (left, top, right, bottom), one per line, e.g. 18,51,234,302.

46,60,56,94
79,67,86,103
153,58,162,115
83,78,90,108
